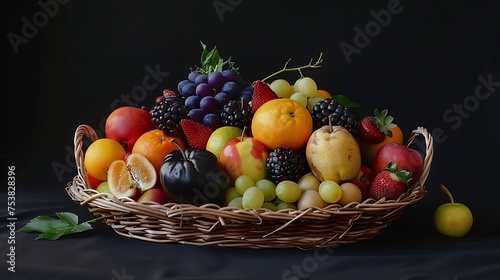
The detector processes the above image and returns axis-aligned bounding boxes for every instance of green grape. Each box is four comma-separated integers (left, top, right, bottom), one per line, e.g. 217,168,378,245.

307,93,327,111
275,180,302,203
227,197,243,208
242,186,265,210
225,186,242,206
298,77,318,97
290,92,308,108
287,84,295,97
235,175,255,195
293,77,303,92
318,180,342,203
256,179,276,201
270,79,292,98
276,201,297,211
261,202,278,211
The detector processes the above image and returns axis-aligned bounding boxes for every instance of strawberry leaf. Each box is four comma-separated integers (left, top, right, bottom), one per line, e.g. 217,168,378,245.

18,212,96,240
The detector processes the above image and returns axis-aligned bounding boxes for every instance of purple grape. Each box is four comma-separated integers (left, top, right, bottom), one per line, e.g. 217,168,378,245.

208,71,226,90
222,69,238,82
214,92,230,107
241,86,254,94
237,78,251,89
181,82,197,97
221,81,240,98
196,83,215,98
177,79,191,94
185,95,201,109
200,96,218,113
188,71,201,82
194,73,208,85
188,108,205,123
203,113,223,130
239,90,253,104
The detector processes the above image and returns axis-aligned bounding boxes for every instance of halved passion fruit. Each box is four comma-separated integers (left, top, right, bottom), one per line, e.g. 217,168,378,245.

107,153,157,198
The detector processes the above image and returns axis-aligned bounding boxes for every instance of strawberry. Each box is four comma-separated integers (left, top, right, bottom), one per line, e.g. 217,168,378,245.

251,80,278,113
369,162,413,200
358,109,396,144
163,88,179,98
180,119,214,150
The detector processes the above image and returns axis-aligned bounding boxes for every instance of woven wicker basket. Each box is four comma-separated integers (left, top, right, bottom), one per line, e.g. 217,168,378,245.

66,124,434,250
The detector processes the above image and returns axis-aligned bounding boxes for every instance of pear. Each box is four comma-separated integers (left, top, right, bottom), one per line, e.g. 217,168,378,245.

305,125,361,183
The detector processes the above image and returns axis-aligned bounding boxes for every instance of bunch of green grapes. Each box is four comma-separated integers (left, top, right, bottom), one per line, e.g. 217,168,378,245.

268,77,327,111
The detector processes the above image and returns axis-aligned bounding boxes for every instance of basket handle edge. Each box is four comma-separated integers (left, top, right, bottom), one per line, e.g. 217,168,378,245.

73,124,99,187
411,126,434,187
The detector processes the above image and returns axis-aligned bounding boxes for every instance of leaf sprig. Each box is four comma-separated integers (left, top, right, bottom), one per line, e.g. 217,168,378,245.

198,41,238,75
19,212,96,240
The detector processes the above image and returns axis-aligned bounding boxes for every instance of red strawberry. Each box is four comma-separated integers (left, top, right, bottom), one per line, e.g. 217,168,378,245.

180,119,214,150
251,80,278,113
163,88,179,98
369,162,413,200
358,109,396,144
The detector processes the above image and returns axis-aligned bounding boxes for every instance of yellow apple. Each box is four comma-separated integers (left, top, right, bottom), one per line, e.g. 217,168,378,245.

434,184,473,237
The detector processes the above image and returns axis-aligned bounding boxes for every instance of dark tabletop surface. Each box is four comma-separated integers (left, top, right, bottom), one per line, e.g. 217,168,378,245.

2,1,500,279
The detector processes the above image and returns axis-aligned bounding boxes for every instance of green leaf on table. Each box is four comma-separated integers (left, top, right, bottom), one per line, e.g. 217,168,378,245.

18,212,96,240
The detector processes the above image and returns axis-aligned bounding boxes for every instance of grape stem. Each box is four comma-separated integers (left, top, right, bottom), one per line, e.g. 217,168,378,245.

256,53,324,85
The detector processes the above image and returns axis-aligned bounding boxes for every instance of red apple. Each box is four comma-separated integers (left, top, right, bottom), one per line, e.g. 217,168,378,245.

136,187,168,204
350,165,375,200
219,136,269,183
86,168,103,189
372,142,424,182
105,106,156,153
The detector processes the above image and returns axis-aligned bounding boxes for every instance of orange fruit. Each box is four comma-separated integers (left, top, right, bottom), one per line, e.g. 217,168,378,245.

251,98,313,151
107,153,157,199
131,129,185,174
84,138,126,181
359,125,404,164
316,89,332,99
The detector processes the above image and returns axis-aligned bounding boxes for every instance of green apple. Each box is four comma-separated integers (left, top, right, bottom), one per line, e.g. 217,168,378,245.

434,184,473,237
206,126,244,159
96,181,110,193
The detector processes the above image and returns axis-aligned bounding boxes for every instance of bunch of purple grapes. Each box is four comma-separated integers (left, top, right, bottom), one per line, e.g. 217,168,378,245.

177,68,254,129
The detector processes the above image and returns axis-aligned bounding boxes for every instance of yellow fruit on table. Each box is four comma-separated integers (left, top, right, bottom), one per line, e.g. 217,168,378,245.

84,138,126,181
206,126,244,159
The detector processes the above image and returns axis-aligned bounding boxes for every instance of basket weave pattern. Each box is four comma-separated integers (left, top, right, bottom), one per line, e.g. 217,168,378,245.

67,124,433,249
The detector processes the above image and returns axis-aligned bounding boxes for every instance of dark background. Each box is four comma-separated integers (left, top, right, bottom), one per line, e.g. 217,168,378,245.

2,1,500,279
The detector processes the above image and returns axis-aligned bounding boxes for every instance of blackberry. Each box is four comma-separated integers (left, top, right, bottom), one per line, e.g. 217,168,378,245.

220,99,253,131
150,96,190,136
266,147,307,184
311,98,359,136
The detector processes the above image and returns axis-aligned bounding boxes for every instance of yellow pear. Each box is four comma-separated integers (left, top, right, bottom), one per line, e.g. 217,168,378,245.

305,125,361,183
